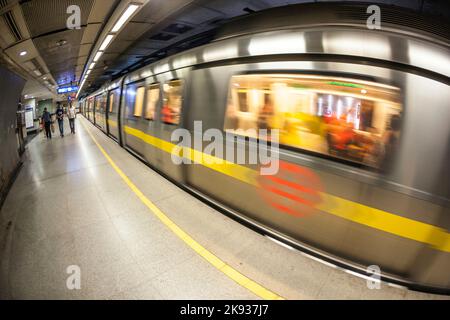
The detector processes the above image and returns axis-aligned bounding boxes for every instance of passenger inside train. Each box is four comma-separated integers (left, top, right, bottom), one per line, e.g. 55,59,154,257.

224,74,403,170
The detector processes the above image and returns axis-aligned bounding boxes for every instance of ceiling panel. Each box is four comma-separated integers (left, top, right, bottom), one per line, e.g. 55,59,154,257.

133,0,194,23
88,0,120,23
79,43,92,57
21,0,95,38
81,23,101,44
176,4,224,25
117,21,153,41
106,39,134,53
33,28,84,85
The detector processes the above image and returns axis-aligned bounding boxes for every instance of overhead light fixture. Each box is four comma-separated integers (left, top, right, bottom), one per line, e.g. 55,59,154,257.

93,51,104,62
89,62,96,70
19,51,27,56
34,70,42,76
43,76,47,80
86,69,92,75
99,34,114,51
111,4,140,33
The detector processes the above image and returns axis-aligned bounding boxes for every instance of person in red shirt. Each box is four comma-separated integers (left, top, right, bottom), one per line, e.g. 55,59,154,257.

161,104,172,124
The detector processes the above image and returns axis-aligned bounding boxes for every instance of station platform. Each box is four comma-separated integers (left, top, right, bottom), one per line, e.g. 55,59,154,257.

0,117,447,300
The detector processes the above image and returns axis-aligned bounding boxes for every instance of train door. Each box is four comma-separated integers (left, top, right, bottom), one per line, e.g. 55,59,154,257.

107,87,121,141
153,72,188,182
122,81,147,158
95,93,107,132
88,97,94,122
86,99,89,120
94,95,99,127
141,82,161,167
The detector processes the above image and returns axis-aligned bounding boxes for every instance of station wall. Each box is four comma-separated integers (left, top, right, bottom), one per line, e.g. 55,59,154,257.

0,65,26,208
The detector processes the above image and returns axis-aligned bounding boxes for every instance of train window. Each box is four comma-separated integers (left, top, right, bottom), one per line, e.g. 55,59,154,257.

134,87,145,117
109,93,114,113
145,84,160,120
95,94,106,116
109,88,120,114
162,80,184,125
224,74,402,168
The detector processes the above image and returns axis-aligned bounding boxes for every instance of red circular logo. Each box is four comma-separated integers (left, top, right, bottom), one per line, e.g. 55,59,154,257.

258,161,323,218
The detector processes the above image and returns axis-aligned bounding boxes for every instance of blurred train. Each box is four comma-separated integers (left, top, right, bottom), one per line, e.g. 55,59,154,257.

79,4,450,293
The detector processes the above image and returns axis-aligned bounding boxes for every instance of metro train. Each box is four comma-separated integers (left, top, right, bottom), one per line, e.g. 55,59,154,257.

79,4,450,293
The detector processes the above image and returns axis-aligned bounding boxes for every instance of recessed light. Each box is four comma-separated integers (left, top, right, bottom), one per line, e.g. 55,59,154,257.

93,51,103,62
20,51,27,56
99,35,114,51
111,4,140,33
361,89,368,94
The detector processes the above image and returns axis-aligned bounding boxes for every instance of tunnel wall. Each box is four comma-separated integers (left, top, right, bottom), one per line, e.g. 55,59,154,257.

0,65,26,207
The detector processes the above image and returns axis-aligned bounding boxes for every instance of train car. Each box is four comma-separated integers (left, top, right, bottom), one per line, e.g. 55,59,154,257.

81,4,450,293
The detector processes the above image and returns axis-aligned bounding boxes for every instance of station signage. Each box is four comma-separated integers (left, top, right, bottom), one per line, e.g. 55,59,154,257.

57,86,78,94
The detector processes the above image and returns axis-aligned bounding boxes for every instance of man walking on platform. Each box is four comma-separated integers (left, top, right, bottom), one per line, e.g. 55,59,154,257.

41,108,52,140
68,104,76,134
55,103,65,137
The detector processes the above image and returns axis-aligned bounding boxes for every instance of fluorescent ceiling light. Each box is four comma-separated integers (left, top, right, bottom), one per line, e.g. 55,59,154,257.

89,62,96,70
111,4,140,33
99,34,114,51
86,69,92,75
20,51,27,56
93,51,104,62
34,70,42,76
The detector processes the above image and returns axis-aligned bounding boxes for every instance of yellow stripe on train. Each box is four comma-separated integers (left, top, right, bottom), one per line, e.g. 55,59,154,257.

120,122,450,253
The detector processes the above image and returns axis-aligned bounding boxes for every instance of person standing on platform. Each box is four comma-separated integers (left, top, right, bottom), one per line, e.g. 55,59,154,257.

41,108,52,140
55,103,65,138
68,104,76,134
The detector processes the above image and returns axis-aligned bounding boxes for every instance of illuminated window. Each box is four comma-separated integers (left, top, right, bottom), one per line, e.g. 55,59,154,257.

145,84,160,120
109,93,114,113
162,80,184,125
109,88,120,114
224,74,402,168
134,87,145,117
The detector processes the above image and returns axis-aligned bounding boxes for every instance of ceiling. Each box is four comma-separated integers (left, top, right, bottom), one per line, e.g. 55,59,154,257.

76,0,450,95
0,0,449,101
0,0,120,101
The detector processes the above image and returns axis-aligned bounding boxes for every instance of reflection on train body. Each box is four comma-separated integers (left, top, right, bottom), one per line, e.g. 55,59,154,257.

79,4,450,293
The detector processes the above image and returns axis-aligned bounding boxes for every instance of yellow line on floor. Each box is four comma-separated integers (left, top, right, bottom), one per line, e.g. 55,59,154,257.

81,119,284,300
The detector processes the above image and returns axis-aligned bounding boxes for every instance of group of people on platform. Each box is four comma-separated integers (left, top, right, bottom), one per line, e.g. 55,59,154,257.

41,103,77,140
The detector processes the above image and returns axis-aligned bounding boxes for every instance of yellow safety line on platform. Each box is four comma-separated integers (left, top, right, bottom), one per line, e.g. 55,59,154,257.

117,121,450,253
81,119,284,300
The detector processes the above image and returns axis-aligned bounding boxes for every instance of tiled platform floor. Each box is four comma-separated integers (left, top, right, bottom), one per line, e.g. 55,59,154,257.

0,117,447,300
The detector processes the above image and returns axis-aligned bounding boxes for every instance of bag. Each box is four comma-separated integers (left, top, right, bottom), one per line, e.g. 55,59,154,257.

51,123,55,133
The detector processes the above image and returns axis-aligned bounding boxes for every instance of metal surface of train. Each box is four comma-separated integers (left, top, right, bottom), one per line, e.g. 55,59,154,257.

79,4,450,293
